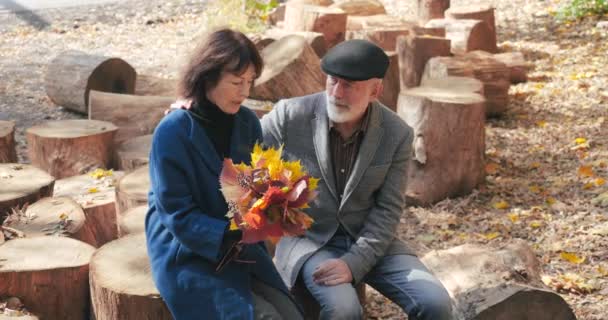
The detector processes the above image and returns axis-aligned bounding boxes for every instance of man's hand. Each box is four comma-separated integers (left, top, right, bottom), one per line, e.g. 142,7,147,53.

164,99,193,115
312,258,353,286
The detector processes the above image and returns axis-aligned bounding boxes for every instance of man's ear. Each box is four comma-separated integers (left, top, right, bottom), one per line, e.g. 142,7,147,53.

370,79,384,100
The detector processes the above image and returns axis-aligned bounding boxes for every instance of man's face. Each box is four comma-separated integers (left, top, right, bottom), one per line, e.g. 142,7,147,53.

325,75,382,124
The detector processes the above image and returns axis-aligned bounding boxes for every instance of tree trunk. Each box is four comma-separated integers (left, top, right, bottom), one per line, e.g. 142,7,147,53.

398,81,486,206
446,5,497,53
251,35,325,101
0,237,95,320
284,4,347,48
88,90,174,143
114,134,152,171
379,51,399,112
89,233,172,320
52,171,124,247
396,35,451,90
417,0,450,24
261,28,328,58
44,50,136,115
330,0,386,16
135,74,177,97
118,205,147,237
0,164,54,222
421,240,577,320
425,18,494,54
0,121,17,163
115,165,150,216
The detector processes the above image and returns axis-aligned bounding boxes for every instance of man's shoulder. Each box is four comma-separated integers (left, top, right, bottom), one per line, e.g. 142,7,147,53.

276,92,324,118
375,102,413,139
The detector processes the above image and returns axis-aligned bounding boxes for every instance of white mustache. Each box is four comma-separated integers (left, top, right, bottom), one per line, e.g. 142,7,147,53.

328,98,348,108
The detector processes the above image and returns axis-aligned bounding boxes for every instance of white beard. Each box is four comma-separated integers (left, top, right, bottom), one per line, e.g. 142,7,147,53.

326,95,360,123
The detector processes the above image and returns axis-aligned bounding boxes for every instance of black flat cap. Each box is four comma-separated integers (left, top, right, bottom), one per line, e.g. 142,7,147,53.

321,39,389,81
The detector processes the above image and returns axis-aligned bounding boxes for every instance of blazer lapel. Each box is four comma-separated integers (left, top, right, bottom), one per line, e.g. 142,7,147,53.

340,103,384,210
312,95,340,203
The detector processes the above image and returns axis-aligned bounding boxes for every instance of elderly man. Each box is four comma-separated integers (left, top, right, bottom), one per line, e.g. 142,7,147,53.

260,39,452,320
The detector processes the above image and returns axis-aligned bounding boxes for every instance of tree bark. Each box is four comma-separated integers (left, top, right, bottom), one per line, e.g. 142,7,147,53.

425,18,494,54
330,0,386,16
115,134,152,171
88,90,174,143
251,35,325,101
0,237,95,320
446,5,497,53
134,74,177,97
398,81,486,206
421,240,577,320
89,233,172,320
417,0,450,24
118,205,147,237
115,165,149,215
261,29,328,58
396,35,451,90
44,50,136,114
284,4,347,48
468,51,529,84
0,121,17,163
0,164,54,223
52,171,124,247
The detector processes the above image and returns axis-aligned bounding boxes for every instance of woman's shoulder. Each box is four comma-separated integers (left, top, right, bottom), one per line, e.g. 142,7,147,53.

154,109,194,140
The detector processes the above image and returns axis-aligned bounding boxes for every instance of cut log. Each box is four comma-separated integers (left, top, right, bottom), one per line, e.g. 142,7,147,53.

465,51,529,84
251,35,325,101
90,233,172,320
115,165,149,216
425,18,494,54
0,121,17,163
243,100,275,119
288,0,333,6
0,314,38,320
417,0,450,24
52,171,124,247
398,81,485,206
397,35,451,90
134,74,177,97
0,164,54,222
263,29,328,58
26,120,117,179
330,0,386,16
118,205,147,237
421,240,577,320
347,14,413,31
420,76,484,96
423,55,510,116
0,237,95,320
446,5,497,53
115,134,152,171
268,3,286,25
44,50,136,114
379,51,399,112
88,90,174,143
284,4,347,48
346,28,411,51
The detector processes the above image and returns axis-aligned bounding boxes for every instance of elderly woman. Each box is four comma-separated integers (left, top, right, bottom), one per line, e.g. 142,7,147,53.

145,28,303,320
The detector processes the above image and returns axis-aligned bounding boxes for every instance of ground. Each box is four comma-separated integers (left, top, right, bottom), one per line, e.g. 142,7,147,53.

0,0,607,319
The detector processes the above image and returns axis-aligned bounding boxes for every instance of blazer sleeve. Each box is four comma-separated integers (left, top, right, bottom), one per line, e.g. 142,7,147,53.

260,99,288,148
340,129,414,283
149,118,228,264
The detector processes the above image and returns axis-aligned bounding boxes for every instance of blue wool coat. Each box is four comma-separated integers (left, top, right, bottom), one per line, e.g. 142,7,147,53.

145,108,295,320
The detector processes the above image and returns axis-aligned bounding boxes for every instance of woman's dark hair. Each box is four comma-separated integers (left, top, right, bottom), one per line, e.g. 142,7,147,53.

178,28,263,104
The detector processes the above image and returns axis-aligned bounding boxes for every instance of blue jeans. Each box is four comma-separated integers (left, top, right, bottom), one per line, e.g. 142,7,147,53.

300,235,452,320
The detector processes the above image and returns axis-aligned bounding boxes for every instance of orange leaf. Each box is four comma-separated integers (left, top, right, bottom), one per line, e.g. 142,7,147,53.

485,162,501,175
578,165,594,177
596,178,606,187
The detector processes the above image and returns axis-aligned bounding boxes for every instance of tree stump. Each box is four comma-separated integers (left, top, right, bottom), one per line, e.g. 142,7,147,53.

118,205,147,237
397,35,451,90
115,165,149,215
0,236,95,320
423,55,510,116
0,121,17,163
251,35,325,101
89,233,172,320
417,0,450,24
53,171,124,247
261,29,328,58
134,74,177,97
284,4,347,48
26,120,118,179
289,0,333,6
379,51,399,112
44,50,136,115
0,164,54,222
115,134,152,171
466,51,530,84
446,5,497,53
420,76,484,96
88,90,174,143
346,14,413,31
425,19,494,54
0,314,38,320
346,28,412,51
421,240,577,319
397,81,486,206
330,0,386,16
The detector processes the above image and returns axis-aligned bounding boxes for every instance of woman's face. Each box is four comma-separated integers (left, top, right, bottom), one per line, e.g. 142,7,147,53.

206,64,256,114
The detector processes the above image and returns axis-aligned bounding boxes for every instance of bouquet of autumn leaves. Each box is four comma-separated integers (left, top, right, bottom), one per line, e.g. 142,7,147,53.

220,143,318,244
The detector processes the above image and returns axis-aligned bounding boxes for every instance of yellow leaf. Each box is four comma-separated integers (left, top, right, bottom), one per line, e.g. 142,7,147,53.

493,201,510,209
575,137,587,145
598,266,608,277
59,213,68,220
482,232,500,240
530,221,542,228
583,182,595,190
578,165,594,177
533,83,545,90
546,197,557,205
560,252,586,264
529,185,541,193
229,219,239,231
530,162,542,169
88,187,99,194
485,162,501,175
536,120,547,128
508,213,520,223
596,178,606,187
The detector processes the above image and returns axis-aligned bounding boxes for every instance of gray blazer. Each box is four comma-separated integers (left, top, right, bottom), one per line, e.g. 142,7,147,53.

260,92,415,288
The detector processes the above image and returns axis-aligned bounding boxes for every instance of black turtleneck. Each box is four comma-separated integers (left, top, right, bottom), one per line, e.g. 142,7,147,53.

189,97,235,159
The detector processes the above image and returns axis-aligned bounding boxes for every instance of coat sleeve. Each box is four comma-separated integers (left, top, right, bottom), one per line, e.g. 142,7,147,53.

340,129,414,284
260,99,288,148
149,117,228,264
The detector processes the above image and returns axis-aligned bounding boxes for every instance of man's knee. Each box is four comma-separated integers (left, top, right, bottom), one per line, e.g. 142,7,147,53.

414,291,452,320
320,294,363,320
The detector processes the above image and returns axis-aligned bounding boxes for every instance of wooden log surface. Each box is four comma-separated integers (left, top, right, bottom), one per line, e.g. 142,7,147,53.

134,74,177,97
446,5,497,53
261,29,328,58
425,18,494,54
0,237,95,320
26,120,118,179
284,4,347,48
397,35,451,90
115,165,149,216
114,134,152,171
44,50,136,114
118,205,147,237
0,164,54,222
0,121,17,163
417,0,450,24
330,0,386,16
